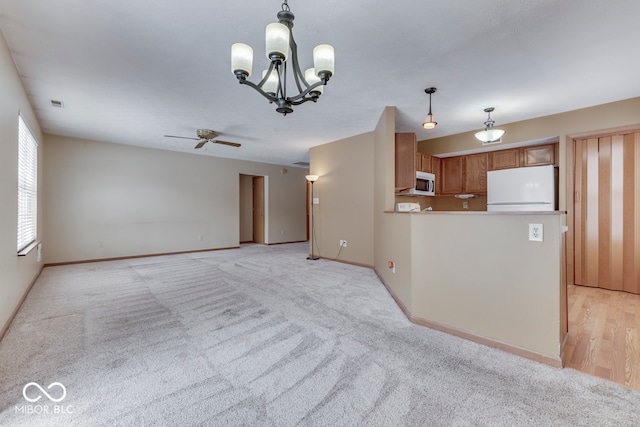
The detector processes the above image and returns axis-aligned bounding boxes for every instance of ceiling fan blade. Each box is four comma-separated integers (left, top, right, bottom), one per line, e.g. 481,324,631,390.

194,140,208,149
213,140,241,148
164,135,200,141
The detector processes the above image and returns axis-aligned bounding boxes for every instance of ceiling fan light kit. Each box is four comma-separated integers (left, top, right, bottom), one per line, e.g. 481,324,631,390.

422,87,438,129
474,107,505,145
231,0,334,116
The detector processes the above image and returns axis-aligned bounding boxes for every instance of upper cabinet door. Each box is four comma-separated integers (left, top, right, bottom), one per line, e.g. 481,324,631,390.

489,148,520,170
420,153,432,173
395,133,417,190
441,156,463,195
463,153,488,194
523,144,556,167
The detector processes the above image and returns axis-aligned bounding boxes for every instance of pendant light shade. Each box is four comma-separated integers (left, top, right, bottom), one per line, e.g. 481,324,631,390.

474,107,505,144
422,87,438,129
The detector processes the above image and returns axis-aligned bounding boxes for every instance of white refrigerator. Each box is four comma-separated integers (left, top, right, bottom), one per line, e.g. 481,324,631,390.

487,165,555,212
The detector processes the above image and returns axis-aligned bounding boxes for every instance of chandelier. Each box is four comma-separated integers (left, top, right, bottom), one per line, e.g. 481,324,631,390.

231,1,335,116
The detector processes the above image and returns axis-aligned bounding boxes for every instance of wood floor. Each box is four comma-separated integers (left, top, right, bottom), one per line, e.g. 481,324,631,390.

564,284,640,392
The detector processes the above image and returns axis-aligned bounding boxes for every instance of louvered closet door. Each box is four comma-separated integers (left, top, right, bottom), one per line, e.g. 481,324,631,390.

574,132,640,294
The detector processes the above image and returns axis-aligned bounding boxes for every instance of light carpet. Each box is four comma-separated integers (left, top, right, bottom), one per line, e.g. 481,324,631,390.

0,243,639,426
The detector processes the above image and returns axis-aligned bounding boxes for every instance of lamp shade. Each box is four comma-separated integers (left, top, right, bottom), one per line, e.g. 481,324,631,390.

231,43,253,77
304,68,323,94
474,128,505,143
305,174,319,183
265,23,290,61
261,69,279,94
422,114,437,129
313,44,334,78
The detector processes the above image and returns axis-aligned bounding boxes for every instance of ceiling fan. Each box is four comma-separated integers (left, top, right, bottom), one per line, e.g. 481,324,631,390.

164,129,241,149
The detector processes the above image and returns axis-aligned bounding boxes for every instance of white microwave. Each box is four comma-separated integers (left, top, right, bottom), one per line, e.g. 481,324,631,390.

397,171,435,196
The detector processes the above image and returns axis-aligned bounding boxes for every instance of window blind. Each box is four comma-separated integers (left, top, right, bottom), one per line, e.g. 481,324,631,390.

17,115,38,252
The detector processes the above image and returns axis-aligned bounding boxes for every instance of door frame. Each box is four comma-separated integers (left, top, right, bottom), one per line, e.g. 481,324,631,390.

566,124,640,287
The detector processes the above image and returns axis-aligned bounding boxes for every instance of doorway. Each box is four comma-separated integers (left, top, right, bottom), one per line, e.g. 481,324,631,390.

253,176,265,244
565,129,640,389
239,174,265,244
573,132,640,293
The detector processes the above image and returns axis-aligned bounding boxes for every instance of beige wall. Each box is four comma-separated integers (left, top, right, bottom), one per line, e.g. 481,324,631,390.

373,108,416,309
308,132,375,266
0,31,44,334
410,213,563,359
43,135,308,264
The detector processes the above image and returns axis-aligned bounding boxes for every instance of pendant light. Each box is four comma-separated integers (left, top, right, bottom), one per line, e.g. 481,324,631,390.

474,107,505,144
422,87,438,129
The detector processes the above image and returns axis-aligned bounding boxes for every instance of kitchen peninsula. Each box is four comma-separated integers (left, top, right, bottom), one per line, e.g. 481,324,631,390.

378,209,566,366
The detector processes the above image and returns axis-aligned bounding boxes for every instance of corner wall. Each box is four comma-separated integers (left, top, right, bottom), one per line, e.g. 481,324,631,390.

308,132,375,266
0,30,44,336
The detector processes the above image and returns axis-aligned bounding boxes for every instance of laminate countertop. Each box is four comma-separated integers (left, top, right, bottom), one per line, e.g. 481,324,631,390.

385,210,567,215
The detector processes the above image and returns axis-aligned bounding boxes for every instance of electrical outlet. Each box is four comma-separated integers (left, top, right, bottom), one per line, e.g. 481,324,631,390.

198,235,204,241
529,223,543,242
339,239,347,247
98,241,104,247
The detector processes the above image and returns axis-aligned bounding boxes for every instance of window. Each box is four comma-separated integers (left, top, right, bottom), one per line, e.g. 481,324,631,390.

17,115,38,253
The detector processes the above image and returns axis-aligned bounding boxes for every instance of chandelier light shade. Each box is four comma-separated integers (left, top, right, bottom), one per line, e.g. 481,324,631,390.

231,43,254,77
474,107,505,144
422,87,438,129
265,23,290,60
231,0,334,116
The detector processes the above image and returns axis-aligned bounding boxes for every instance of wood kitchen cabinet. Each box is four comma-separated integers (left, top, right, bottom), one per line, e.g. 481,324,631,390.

440,154,487,195
432,157,441,195
522,144,556,167
463,153,488,194
488,143,557,170
440,156,463,195
488,148,520,170
395,133,416,191
416,152,432,173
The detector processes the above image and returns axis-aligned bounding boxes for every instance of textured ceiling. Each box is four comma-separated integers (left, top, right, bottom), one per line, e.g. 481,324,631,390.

1,0,639,167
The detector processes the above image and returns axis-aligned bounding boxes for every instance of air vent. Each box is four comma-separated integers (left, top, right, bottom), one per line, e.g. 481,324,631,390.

293,161,310,167
482,138,502,146
50,99,64,108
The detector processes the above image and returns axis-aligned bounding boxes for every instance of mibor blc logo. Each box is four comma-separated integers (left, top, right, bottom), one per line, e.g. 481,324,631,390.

23,382,67,402
15,382,74,415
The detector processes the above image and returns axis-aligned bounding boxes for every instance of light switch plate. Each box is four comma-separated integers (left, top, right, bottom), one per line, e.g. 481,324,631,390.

313,198,319,205
529,223,543,242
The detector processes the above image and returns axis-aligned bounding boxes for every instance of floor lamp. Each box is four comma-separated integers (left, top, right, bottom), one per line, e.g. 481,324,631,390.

306,174,319,260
